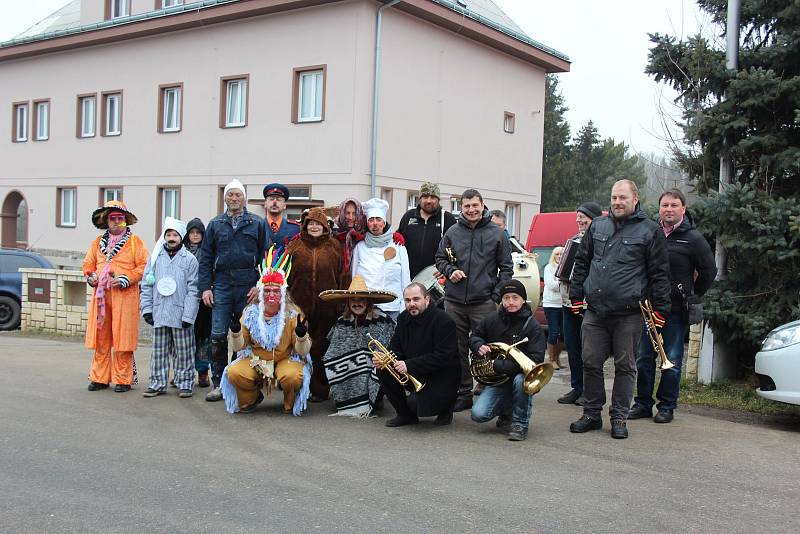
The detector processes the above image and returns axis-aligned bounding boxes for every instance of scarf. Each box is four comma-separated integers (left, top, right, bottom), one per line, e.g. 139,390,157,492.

95,228,131,328
364,229,393,249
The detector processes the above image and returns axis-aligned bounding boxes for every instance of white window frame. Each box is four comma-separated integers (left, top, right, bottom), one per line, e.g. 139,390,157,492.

34,101,49,141
162,86,181,132
13,103,28,142
80,96,96,138
161,188,180,221
407,194,418,210
504,111,515,134
162,0,183,7
225,79,247,127
103,188,122,204
297,69,324,122
60,188,77,227
104,93,121,136
450,197,462,215
505,203,519,237
110,0,130,19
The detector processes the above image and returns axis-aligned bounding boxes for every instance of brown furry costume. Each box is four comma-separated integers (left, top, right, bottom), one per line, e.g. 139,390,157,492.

286,207,344,398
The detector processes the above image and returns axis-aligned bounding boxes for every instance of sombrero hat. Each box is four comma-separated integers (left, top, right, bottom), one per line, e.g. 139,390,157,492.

319,275,396,303
92,200,138,229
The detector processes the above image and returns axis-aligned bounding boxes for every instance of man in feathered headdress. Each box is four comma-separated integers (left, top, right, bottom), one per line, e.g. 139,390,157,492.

220,247,313,415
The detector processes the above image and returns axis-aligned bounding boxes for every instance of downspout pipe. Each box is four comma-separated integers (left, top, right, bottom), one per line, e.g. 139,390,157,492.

370,0,401,198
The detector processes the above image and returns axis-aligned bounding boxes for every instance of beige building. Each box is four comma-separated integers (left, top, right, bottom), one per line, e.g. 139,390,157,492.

0,0,568,267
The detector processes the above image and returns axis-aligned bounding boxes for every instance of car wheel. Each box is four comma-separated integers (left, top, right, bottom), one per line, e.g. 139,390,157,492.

0,296,21,330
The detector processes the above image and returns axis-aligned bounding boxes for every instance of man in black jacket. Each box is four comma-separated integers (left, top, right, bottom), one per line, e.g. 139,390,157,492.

374,283,460,427
470,280,546,441
629,189,716,424
568,179,671,439
435,189,513,412
198,180,267,402
398,181,456,279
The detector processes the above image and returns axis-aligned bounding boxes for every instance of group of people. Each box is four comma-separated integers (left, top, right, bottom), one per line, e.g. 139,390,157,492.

80,176,715,441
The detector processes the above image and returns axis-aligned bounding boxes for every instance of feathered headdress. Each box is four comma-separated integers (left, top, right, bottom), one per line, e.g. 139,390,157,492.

259,245,293,288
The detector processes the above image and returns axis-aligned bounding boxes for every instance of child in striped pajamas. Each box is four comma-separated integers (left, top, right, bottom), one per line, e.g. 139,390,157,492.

140,217,200,398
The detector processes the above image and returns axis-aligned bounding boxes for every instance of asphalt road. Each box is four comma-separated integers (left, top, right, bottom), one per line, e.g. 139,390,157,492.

1,334,798,533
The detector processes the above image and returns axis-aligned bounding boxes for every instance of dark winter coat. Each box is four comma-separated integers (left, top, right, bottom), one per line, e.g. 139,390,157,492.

398,206,457,279
469,304,546,366
662,212,717,312
570,204,671,316
267,216,301,248
389,304,460,417
434,210,513,305
198,209,267,291
184,218,211,343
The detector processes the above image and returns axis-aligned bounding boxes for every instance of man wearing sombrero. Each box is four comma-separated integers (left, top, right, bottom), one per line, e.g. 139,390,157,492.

83,200,149,392
319,276,396,417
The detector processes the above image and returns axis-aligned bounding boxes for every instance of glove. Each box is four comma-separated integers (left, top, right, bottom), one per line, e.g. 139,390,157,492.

295,316,308,338
143,313,154,326
652,311,667,330
570,300,585,316
182,321,192,329
392,232,406,246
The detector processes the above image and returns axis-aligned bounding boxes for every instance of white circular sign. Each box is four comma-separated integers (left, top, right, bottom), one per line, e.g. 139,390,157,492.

157,277,177,296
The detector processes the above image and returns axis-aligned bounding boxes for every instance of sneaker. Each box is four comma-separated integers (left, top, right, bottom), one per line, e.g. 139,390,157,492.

205,387,223,402
495,415,512,429
611,419,629,439
385,415,419,427
113,384,131,393
433,412,453,426
197,371,211,388
557,389,581,404
507,424,528,441
87,382,109,391
654,409,674,423
569,415,602,433
628,404,653,420
453,396,473,413
178,389,193,398
143,388,165,398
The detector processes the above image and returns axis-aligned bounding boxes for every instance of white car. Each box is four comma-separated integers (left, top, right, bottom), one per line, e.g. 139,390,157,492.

755,320,800,405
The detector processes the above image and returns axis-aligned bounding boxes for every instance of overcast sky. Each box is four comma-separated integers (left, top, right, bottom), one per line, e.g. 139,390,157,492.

0,0,714,157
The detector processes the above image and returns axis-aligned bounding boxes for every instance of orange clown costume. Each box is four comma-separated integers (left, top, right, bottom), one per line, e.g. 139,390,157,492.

221,246,313,415
83,200,149,391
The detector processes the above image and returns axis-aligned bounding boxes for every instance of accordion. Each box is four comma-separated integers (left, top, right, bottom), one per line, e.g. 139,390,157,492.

555,236,580,282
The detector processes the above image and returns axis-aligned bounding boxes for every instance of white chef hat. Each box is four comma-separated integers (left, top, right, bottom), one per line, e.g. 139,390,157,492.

223,179,247,201
362,198,389,221
162,216,187,240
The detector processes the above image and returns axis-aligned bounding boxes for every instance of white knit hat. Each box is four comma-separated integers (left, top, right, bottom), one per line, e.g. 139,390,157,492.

362,198,389,221
224,179,247,201
162,216,187,240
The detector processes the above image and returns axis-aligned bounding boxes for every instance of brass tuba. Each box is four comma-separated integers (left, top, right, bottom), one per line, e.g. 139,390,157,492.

470,337,554,395
639,299,675,370
367,334,425,392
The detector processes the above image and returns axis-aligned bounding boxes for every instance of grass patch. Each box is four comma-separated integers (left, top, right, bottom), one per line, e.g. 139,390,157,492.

679,378,800,416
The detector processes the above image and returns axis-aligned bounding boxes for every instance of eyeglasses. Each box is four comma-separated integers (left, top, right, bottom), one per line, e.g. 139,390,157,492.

108,215,126,223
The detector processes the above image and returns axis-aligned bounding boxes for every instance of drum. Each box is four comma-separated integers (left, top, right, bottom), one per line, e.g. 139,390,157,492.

411,264,446,303
512,251,541,310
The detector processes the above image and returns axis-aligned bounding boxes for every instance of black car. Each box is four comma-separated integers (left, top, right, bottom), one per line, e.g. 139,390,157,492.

0,249,54,330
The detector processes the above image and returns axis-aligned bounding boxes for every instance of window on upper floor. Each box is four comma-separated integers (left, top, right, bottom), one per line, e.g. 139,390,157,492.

57,187,77,228
100,187,123,205
293,66,326,123
12,102,28,142
158,83,183,133
160,0,183,7
220,76,248,128
77,95,96,138
505,203,519,237
33,100,49,141
107,0,130,19
504,111,515,134
102,92,122,136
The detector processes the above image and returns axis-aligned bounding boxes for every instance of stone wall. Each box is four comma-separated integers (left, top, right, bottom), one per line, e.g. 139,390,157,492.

685,322,703,380
20,268,91,336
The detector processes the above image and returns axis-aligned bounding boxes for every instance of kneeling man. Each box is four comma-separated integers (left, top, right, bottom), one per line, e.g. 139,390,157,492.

373,283,460,427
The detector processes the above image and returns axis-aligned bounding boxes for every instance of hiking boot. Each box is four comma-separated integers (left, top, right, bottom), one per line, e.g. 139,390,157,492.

178,389,193,398
197,371,211,388
654,409,674,423
239,392,264,413
507,424,528,441
143,388,165,398
87,382,109,391
453,396,473,413
433,411,453,426
611,419,629,439
113,384,131,393
385,415,419,427
569,415,602,433
628,404,653,420
557,389,581,404
205,387,223,402
495,415,512,429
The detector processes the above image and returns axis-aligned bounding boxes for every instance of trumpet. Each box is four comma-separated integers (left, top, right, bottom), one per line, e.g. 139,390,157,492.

639,299,674,370
367,334,425,392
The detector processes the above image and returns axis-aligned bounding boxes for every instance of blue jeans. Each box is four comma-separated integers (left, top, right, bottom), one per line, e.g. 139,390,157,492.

562,307,583,393
470,373,533,429
634,310,687,411
543,307,564,344
210,283,251,383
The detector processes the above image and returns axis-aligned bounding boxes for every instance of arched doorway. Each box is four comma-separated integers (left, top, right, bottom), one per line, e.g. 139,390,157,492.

1,191,28,249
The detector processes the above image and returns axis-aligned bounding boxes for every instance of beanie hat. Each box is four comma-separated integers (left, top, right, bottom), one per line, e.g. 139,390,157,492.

498,279,527,301
224,179,247,201
419,181,441,198
577,201,602,220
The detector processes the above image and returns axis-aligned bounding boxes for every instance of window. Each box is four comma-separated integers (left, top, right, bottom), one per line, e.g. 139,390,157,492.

380,188,393,222
57,187,77,227
77,95,96,138
159,84,182,133
102,92,122,136
220,76,248,128
292,66,326,123
12,102,28,142
31,100,50,141
159,187,180,222
160,0,183,7
450,197,462,215
100,187,122,204
287,186,311,200
407,194,418,210
504,111,515,134
505,203,519,237
107,0,130,19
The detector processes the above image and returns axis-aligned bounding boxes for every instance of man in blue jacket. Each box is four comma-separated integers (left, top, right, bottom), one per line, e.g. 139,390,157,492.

198,179,267,402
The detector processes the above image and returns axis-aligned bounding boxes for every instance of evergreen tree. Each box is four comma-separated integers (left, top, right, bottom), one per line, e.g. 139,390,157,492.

541,75,574,211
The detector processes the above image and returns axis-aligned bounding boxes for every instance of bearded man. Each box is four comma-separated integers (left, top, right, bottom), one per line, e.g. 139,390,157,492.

398,182,456,279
